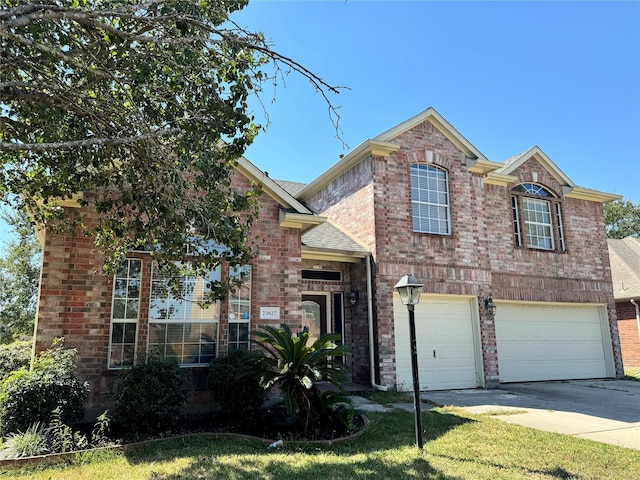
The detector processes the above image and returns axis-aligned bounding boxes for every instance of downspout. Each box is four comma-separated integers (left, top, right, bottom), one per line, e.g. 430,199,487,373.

631,299,640,356
367,254,388,391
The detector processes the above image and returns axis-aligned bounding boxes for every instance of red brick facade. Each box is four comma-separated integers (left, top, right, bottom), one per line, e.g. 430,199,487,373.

615,301,640,368
34,171,313,412
33,109,624,410
304,114,623,388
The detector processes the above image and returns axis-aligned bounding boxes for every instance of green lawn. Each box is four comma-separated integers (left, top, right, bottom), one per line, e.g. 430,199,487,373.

624,369,640,380
3,409,639,480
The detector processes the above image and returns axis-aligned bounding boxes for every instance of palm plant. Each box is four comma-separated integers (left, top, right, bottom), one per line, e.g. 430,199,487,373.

253,324,349,432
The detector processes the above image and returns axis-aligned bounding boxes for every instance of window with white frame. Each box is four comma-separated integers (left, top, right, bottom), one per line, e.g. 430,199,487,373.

148,262,220,366
108,259,141,369
410,164,450,234
511,183,565,251
228,265,251,351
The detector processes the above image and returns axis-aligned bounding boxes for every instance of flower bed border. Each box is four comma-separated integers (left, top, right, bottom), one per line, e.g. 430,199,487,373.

0,415,369,469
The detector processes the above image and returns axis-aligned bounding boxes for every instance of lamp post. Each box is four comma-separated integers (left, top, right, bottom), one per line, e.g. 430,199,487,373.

394,273,424,449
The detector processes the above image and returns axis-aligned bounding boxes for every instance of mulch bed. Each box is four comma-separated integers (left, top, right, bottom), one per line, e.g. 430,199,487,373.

108,405,366,444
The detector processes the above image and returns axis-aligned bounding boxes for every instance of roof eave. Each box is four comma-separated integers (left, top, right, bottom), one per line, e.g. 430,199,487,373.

563,186,623,203
279,211,327,233
296,139,400,201
235,157,312,214
301,246,368,263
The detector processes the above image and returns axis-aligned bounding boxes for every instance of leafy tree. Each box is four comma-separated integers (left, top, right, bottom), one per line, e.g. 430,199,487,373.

1,1,341,299
603,200,640,239
0,207,41,343
253,323,349,433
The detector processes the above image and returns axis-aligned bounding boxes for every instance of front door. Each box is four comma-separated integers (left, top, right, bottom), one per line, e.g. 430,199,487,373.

301,294,327,340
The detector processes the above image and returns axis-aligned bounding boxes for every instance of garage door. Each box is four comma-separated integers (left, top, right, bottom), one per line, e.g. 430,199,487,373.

394,294,481,391
495,303,609,382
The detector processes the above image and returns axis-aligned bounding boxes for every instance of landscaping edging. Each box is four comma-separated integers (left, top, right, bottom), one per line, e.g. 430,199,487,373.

0,415,369,469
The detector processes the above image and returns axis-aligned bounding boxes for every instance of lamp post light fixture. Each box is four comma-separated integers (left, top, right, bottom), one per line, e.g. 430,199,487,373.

394,273,424,449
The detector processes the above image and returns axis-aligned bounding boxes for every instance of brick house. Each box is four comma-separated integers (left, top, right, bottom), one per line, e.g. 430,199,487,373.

33,107,624,411
608,237,640,369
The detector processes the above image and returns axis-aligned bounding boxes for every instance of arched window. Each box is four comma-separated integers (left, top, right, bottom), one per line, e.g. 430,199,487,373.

511,183,566,251
410,164,450,235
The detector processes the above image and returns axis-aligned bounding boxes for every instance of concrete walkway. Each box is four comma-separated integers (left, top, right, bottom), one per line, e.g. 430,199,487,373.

349,379,640,450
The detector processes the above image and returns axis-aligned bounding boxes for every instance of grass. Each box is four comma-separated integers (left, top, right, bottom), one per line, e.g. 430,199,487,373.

624,369,640,381
3,409,639,480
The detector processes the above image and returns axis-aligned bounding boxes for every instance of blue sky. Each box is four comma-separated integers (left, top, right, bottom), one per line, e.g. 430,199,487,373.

1,0,639,245
233,0,640,201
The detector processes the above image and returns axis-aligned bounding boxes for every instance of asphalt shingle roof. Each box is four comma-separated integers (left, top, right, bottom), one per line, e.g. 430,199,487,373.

608,236,640,300
302,222,369,255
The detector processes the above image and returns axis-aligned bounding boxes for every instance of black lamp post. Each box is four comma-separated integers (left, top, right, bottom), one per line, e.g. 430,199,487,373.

394,273,424,449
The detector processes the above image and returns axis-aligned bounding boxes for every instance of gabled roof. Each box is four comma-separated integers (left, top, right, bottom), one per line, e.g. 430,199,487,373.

374,107,488,162
235,157,326,233
235,157,312,214
273,179,308,197
297,107,488,201
608,236,640,300
488,146,621,202
496,146,576,188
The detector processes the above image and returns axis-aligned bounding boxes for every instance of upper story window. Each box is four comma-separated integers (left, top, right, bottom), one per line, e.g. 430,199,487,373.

410,164,450,235
511,183,566,252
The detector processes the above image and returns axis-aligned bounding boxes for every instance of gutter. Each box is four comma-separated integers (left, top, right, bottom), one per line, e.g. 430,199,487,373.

631,299,640,355
367,254,388,391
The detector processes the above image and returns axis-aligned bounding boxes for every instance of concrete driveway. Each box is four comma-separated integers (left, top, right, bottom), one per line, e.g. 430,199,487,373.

421,379,640,450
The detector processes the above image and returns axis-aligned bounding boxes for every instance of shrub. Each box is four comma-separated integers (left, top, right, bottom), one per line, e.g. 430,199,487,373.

0,339,88,435
0,423,49,459
0,339,31,382
208,349,266,415
0,409,112,459
253,324,349,433
113,354,192,435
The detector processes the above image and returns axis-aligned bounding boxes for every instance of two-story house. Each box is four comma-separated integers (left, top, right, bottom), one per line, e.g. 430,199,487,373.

32,107,624,411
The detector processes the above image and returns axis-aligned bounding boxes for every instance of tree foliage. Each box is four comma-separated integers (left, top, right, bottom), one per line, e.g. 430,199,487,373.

603,200,640,239
0,207,41,342
0,1,341,299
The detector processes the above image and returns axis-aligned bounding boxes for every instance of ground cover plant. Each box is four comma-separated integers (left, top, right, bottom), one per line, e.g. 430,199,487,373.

4,409,639,480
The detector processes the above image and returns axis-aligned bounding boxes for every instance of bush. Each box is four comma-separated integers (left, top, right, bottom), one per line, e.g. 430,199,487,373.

0,339,31,382
0,409,112,459
0,422,49,459
253,324,350,434
113,354,192,435
208,349,266,415
0,339,89,435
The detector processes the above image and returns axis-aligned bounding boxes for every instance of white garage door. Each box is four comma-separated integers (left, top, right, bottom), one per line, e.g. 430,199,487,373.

394,294,481,391
495,303,609,382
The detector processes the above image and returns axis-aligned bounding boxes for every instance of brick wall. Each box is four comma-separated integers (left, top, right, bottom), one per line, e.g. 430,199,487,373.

615,300,640,368
306,118,623,388
34,171,307,411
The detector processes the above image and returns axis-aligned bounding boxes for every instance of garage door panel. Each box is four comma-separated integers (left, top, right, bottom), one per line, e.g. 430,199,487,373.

496,304,607,382
394,295,480,391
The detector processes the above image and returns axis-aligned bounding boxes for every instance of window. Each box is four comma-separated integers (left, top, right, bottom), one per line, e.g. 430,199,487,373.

228,265,251,351
511,183,565,251
108,259,141,369
148,262,220,366
410,164,450,234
